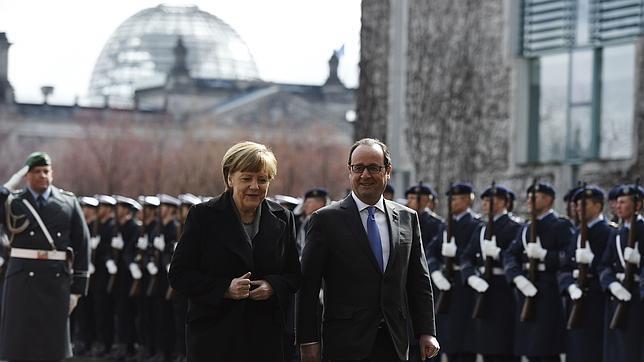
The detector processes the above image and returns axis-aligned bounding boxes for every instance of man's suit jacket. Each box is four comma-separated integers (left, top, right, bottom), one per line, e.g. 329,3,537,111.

297,195,436,361
168,190,301,362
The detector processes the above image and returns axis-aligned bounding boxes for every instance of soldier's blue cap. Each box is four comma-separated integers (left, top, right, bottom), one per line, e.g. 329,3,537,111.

405,184,436,199
526,182,555,198
95,195,117,206
304,188,329,199
572,186,605,202
446,182,474,196
115,195,142,211
384,184,395,195
24,151,51,170
178,193,201,206
608,185,623,200
158,194,180,207
508,190,516,201
563,186,582,202
481,185,511,199
141,195,160,207
79,196,99,208
614,184,644,198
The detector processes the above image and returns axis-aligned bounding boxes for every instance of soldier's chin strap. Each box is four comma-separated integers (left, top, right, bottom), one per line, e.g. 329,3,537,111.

20,199,56,251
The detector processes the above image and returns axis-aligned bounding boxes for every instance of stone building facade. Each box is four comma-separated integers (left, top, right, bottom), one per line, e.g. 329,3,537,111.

358,0,644,210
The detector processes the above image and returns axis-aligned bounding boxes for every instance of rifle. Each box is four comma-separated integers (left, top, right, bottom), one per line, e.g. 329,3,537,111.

520,178,539,322
106,217,120,294
472,181,496,319
129,214,147,297
165,219,182,301
436,182,454,314
610,177,641,329
567,182,588,329
146,220,162,297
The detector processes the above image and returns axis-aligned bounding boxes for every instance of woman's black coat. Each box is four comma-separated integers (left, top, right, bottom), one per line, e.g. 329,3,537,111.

168,191,301,362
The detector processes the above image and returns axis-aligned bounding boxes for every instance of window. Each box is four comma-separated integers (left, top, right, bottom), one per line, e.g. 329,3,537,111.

524,0,638,163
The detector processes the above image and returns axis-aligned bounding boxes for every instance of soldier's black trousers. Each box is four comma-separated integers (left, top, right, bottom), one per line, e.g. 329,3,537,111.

526,357,560,362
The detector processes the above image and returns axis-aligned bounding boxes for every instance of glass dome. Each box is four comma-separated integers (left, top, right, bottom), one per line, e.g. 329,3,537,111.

87,4,259,105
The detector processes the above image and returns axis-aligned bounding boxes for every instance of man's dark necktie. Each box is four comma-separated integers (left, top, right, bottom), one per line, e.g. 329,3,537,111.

367,206,384,272
37,195,45,209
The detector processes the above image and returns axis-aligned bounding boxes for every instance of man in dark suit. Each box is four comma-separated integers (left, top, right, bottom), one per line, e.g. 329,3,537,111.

297,138,439,362
0,152,90,361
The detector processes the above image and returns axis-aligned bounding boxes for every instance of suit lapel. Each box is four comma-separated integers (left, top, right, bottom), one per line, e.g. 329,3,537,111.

253,201,286,252
339,196,383,274
208,192,254,270
385,200,399,272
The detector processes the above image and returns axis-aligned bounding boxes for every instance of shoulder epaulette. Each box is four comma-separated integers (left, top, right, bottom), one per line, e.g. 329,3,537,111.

471,212,482,220
607,221,619,229
428,210,444,222
509,214,524,224
59,189,76,197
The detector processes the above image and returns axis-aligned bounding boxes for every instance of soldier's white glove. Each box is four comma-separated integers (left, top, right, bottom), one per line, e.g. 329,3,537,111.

111,235,124,250
431,271,451,291
467,275,489,293
568,284,582,300
624,246,640,266
526,237,547,261
137,236,148,250
129,262,142,280
0,256,4,268
90,236,100,250
513,275,537,297
575,243,594,265
2,165,28,190
105,259,118,275
441,232,457,257
153,235,165,252
609,281,631,301
88,262,95,275
146,261,158,275
69,294,80,315
483,236,501,260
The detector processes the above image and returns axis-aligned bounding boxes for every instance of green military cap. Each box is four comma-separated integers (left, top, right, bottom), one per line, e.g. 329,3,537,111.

24,152,51,170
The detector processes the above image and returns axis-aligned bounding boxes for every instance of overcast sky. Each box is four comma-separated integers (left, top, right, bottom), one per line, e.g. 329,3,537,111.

0,0,361,105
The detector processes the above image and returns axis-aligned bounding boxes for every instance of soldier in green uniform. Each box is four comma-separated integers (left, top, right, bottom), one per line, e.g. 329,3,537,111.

0,152,90,361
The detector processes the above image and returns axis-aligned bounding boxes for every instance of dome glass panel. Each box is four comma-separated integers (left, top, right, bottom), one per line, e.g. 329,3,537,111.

88,4,259,106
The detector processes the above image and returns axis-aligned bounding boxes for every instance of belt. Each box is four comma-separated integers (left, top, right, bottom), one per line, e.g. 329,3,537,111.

573,269,595,279
524,262,546,271
10,248,66,261
478,266,505,276
617,273,641,283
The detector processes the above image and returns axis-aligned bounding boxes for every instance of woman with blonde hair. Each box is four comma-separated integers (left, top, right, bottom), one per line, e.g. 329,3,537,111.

169,141,301,361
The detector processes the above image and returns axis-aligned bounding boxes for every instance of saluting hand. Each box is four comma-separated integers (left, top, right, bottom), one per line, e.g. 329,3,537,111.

224,272,252,300
249,279,273,300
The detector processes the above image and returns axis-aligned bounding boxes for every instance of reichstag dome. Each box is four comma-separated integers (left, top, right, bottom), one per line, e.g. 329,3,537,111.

88,4,259,105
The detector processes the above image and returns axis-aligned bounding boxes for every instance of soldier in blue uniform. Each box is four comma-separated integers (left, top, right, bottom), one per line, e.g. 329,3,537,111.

503,182,573,362
153,194,181,362
171,193,201,362
72,196,100,356
92,195,118,358
113,196,142,361
427,182,481,362
557,186,613,362
405,183,443,258
405,183,443,362
563,186,582,226
461,185,521,362
598,184,644,362
0,152,90,361
137,195,162,361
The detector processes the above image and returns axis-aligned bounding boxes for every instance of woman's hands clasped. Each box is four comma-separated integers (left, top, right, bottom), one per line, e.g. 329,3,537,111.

224,272,273,300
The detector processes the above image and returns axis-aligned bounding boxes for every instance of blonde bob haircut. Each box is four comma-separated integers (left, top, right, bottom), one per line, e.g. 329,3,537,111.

222,141,277,190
